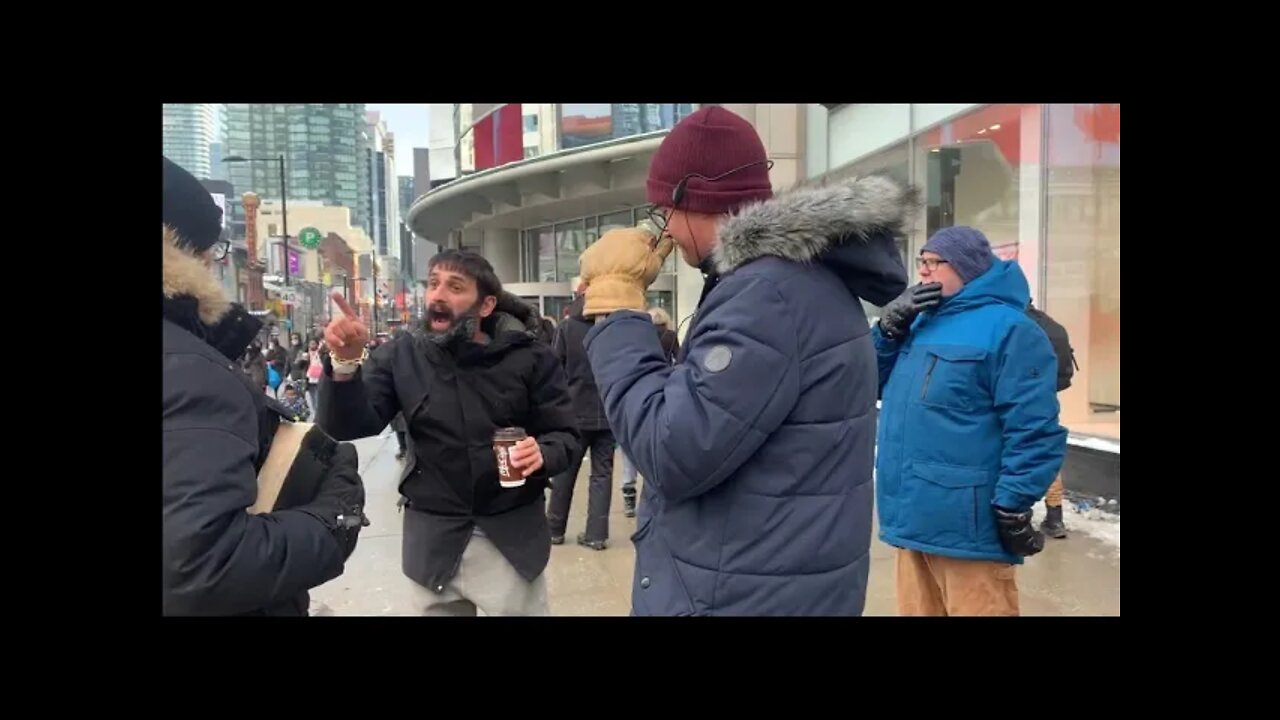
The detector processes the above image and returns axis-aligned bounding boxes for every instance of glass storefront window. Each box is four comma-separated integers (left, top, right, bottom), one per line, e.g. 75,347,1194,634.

544,295,575,322
599,210,632,233
911,104,1045,301
911,103,1039,254
515,206,678,309
532,226,554,282
1045,104,1120,438
645,290,674,319
555,219,587,282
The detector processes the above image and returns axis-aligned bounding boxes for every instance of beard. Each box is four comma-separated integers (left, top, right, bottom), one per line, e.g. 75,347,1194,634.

425,299,483,347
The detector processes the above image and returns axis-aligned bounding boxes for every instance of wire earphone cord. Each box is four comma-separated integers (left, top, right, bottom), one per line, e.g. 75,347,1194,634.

669,158,773,337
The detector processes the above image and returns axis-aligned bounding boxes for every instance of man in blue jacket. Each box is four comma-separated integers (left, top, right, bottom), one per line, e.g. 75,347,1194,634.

578,106,911,615
874,226,1067,616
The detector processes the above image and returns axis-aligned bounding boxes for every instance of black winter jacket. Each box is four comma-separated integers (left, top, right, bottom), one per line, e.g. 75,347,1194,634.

162,230,345,615
319,310,580,590
552,295,610,432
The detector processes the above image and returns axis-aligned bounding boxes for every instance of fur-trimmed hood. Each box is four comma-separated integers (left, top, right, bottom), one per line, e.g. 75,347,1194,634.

491,291,543,337
163,225,260,361
712,175,916,306
163,225,231,326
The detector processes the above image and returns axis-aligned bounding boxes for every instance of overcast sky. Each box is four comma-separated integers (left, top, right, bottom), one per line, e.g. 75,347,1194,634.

367,104,430,176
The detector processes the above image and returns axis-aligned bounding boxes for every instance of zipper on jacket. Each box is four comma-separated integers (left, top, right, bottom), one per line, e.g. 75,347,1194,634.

921,356,939,400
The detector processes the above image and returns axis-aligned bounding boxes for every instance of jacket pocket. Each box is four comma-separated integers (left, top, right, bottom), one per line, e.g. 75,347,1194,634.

917,346,988,412
631,516,697,616
907,461,994,547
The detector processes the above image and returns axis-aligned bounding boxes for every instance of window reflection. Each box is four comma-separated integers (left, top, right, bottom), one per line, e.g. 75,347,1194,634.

1046,103,1120,433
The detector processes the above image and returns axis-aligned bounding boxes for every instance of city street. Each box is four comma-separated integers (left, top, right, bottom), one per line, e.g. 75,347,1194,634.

310,431,1121,616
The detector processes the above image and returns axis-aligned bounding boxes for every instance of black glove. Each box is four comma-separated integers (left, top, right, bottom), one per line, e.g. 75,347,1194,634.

879,283,943,338
295,442,370,560
993,506,1045,557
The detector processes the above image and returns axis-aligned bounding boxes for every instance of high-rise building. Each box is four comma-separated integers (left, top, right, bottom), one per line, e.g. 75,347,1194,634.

364,113,400,261
521,104,558,159
427,104,457,184
222,104,369,230
398,175,415,218
208,143,225,180
163,104,220,179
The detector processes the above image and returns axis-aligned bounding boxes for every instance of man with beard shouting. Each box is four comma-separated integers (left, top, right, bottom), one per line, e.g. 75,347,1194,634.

318,250,580,616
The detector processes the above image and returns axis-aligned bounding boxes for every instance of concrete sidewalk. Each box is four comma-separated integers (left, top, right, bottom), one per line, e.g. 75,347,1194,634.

310,433,1120,616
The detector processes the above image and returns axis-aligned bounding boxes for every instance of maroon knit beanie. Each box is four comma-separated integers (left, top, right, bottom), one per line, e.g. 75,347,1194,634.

646,107,773,214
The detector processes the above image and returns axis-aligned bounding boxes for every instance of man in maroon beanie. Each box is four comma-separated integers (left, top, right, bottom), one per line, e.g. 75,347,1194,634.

577,106,914,615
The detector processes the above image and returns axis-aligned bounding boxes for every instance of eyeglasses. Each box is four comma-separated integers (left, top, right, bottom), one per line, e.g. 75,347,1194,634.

210,238,231,262
645,205,671,237
915,257,949,271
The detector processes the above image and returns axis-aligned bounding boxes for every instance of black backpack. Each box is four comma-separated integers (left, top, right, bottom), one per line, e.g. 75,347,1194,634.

1026,306,1077,392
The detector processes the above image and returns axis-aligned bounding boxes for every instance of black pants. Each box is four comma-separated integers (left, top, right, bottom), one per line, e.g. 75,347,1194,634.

547,429,616,542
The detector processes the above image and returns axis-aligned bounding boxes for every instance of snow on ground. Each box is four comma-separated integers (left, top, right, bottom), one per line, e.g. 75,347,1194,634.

1034,499,1120,557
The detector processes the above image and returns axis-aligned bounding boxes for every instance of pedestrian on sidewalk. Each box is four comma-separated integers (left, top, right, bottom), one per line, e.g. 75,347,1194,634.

319,250,580,616
289,334,309,384
306,338,324,417
547,282,617,550
242,341,268,393
266,338,288,397
874,226,1067,616
163,156,367,616
390,327,414,462
578,106,910,615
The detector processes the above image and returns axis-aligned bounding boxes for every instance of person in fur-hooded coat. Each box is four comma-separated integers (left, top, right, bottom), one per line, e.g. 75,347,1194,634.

162,156,366,616
578,107,913,616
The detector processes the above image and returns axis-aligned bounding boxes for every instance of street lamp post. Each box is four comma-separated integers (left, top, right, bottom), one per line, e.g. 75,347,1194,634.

223,154,292,345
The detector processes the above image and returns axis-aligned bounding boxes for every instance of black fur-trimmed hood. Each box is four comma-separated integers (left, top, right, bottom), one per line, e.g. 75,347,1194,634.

163,225,262,361
163,225,231,326
491,291,542,337
712,175,916,306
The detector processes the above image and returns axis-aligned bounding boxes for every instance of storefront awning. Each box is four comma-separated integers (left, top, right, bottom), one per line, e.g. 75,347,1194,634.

407,131,669,241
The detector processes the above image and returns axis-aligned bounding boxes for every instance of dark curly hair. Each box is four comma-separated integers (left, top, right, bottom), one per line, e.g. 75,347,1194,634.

427,250,502,300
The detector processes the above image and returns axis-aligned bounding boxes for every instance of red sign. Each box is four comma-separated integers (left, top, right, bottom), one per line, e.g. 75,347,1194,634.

473,104,524,171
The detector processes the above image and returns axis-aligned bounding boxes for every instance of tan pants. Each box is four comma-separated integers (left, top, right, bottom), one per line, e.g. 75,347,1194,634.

1045,475,1065,507
896,549,1020,616
409,533,549,617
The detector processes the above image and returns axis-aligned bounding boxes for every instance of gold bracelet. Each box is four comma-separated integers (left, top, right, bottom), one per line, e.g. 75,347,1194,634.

331,346,369,373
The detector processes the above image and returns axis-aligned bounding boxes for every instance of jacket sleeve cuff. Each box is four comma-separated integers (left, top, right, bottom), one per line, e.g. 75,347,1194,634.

993,488,1034,514
583,310,650,346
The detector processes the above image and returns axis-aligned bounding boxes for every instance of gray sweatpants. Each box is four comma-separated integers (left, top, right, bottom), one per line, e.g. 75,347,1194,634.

409,533,549,617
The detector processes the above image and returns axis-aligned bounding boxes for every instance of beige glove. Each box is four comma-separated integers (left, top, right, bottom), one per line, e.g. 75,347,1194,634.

579,226,675,317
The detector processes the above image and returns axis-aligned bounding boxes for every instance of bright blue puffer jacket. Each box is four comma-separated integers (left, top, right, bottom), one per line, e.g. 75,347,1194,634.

873,260,1067,565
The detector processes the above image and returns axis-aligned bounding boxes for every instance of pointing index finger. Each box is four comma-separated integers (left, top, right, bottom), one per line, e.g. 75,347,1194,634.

331,292,357,319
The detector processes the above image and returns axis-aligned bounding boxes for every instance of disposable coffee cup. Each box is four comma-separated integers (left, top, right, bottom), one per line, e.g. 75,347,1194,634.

493,427,528,488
